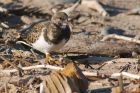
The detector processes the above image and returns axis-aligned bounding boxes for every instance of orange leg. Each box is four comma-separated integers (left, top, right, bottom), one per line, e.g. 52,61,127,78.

45,53,53,64
45,53,63,65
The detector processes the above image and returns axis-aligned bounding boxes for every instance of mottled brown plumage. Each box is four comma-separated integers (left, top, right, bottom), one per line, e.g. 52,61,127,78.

19,12,71,54
23,22,46,44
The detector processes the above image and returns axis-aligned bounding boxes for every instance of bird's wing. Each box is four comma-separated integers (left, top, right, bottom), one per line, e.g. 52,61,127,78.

20,21,49,44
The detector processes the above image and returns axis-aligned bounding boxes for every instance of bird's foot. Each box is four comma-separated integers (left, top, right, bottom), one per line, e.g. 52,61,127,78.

45,53,63,66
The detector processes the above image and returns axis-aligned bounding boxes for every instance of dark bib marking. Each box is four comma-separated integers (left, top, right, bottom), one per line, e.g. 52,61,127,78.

44,23,71,45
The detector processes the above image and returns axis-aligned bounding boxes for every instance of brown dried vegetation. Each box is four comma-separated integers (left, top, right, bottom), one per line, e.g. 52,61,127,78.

0,0,140,93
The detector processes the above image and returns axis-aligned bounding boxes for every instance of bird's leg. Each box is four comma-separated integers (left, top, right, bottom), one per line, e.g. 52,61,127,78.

45,53,63,65
45,53,53,65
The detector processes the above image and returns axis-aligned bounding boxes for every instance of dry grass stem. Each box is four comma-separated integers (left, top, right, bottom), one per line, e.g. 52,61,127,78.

0,64,97,77
101,34,140,44
111,72,140,79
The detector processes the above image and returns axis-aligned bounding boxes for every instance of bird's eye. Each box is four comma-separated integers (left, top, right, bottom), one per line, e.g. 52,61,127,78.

60,17,63,20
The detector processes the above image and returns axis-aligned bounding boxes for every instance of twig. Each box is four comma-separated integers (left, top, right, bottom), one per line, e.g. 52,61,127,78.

30,48,38,60
4,75,13,93
0,56,24,77
0,54,12,56
4,83,8,93
0,64,97,77
60,0,81,16
0,56,18,69
124,8,140,15
0,7,8,13
96,63,107,70
1,23,9,28
111,72,140,79
81,0,108,17
101,34,140,44
77,57,138,64
119,63,131,72
118,74,123,92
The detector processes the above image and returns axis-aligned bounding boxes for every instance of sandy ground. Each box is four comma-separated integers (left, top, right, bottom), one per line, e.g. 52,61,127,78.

0,0,140,93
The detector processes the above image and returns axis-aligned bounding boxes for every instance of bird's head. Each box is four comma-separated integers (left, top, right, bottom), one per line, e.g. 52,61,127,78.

51,12,68,27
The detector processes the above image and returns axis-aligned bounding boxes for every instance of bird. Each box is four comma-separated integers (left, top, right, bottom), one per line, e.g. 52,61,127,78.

17,12,71,64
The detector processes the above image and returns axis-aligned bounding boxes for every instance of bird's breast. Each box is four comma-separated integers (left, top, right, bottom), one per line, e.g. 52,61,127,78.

32,32,67,53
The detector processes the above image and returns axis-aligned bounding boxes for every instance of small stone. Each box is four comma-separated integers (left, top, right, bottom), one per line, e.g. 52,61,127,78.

77,16,89,23
21,15,32,24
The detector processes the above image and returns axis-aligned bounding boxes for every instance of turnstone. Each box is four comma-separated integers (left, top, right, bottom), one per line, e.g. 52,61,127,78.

17,12,71,64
